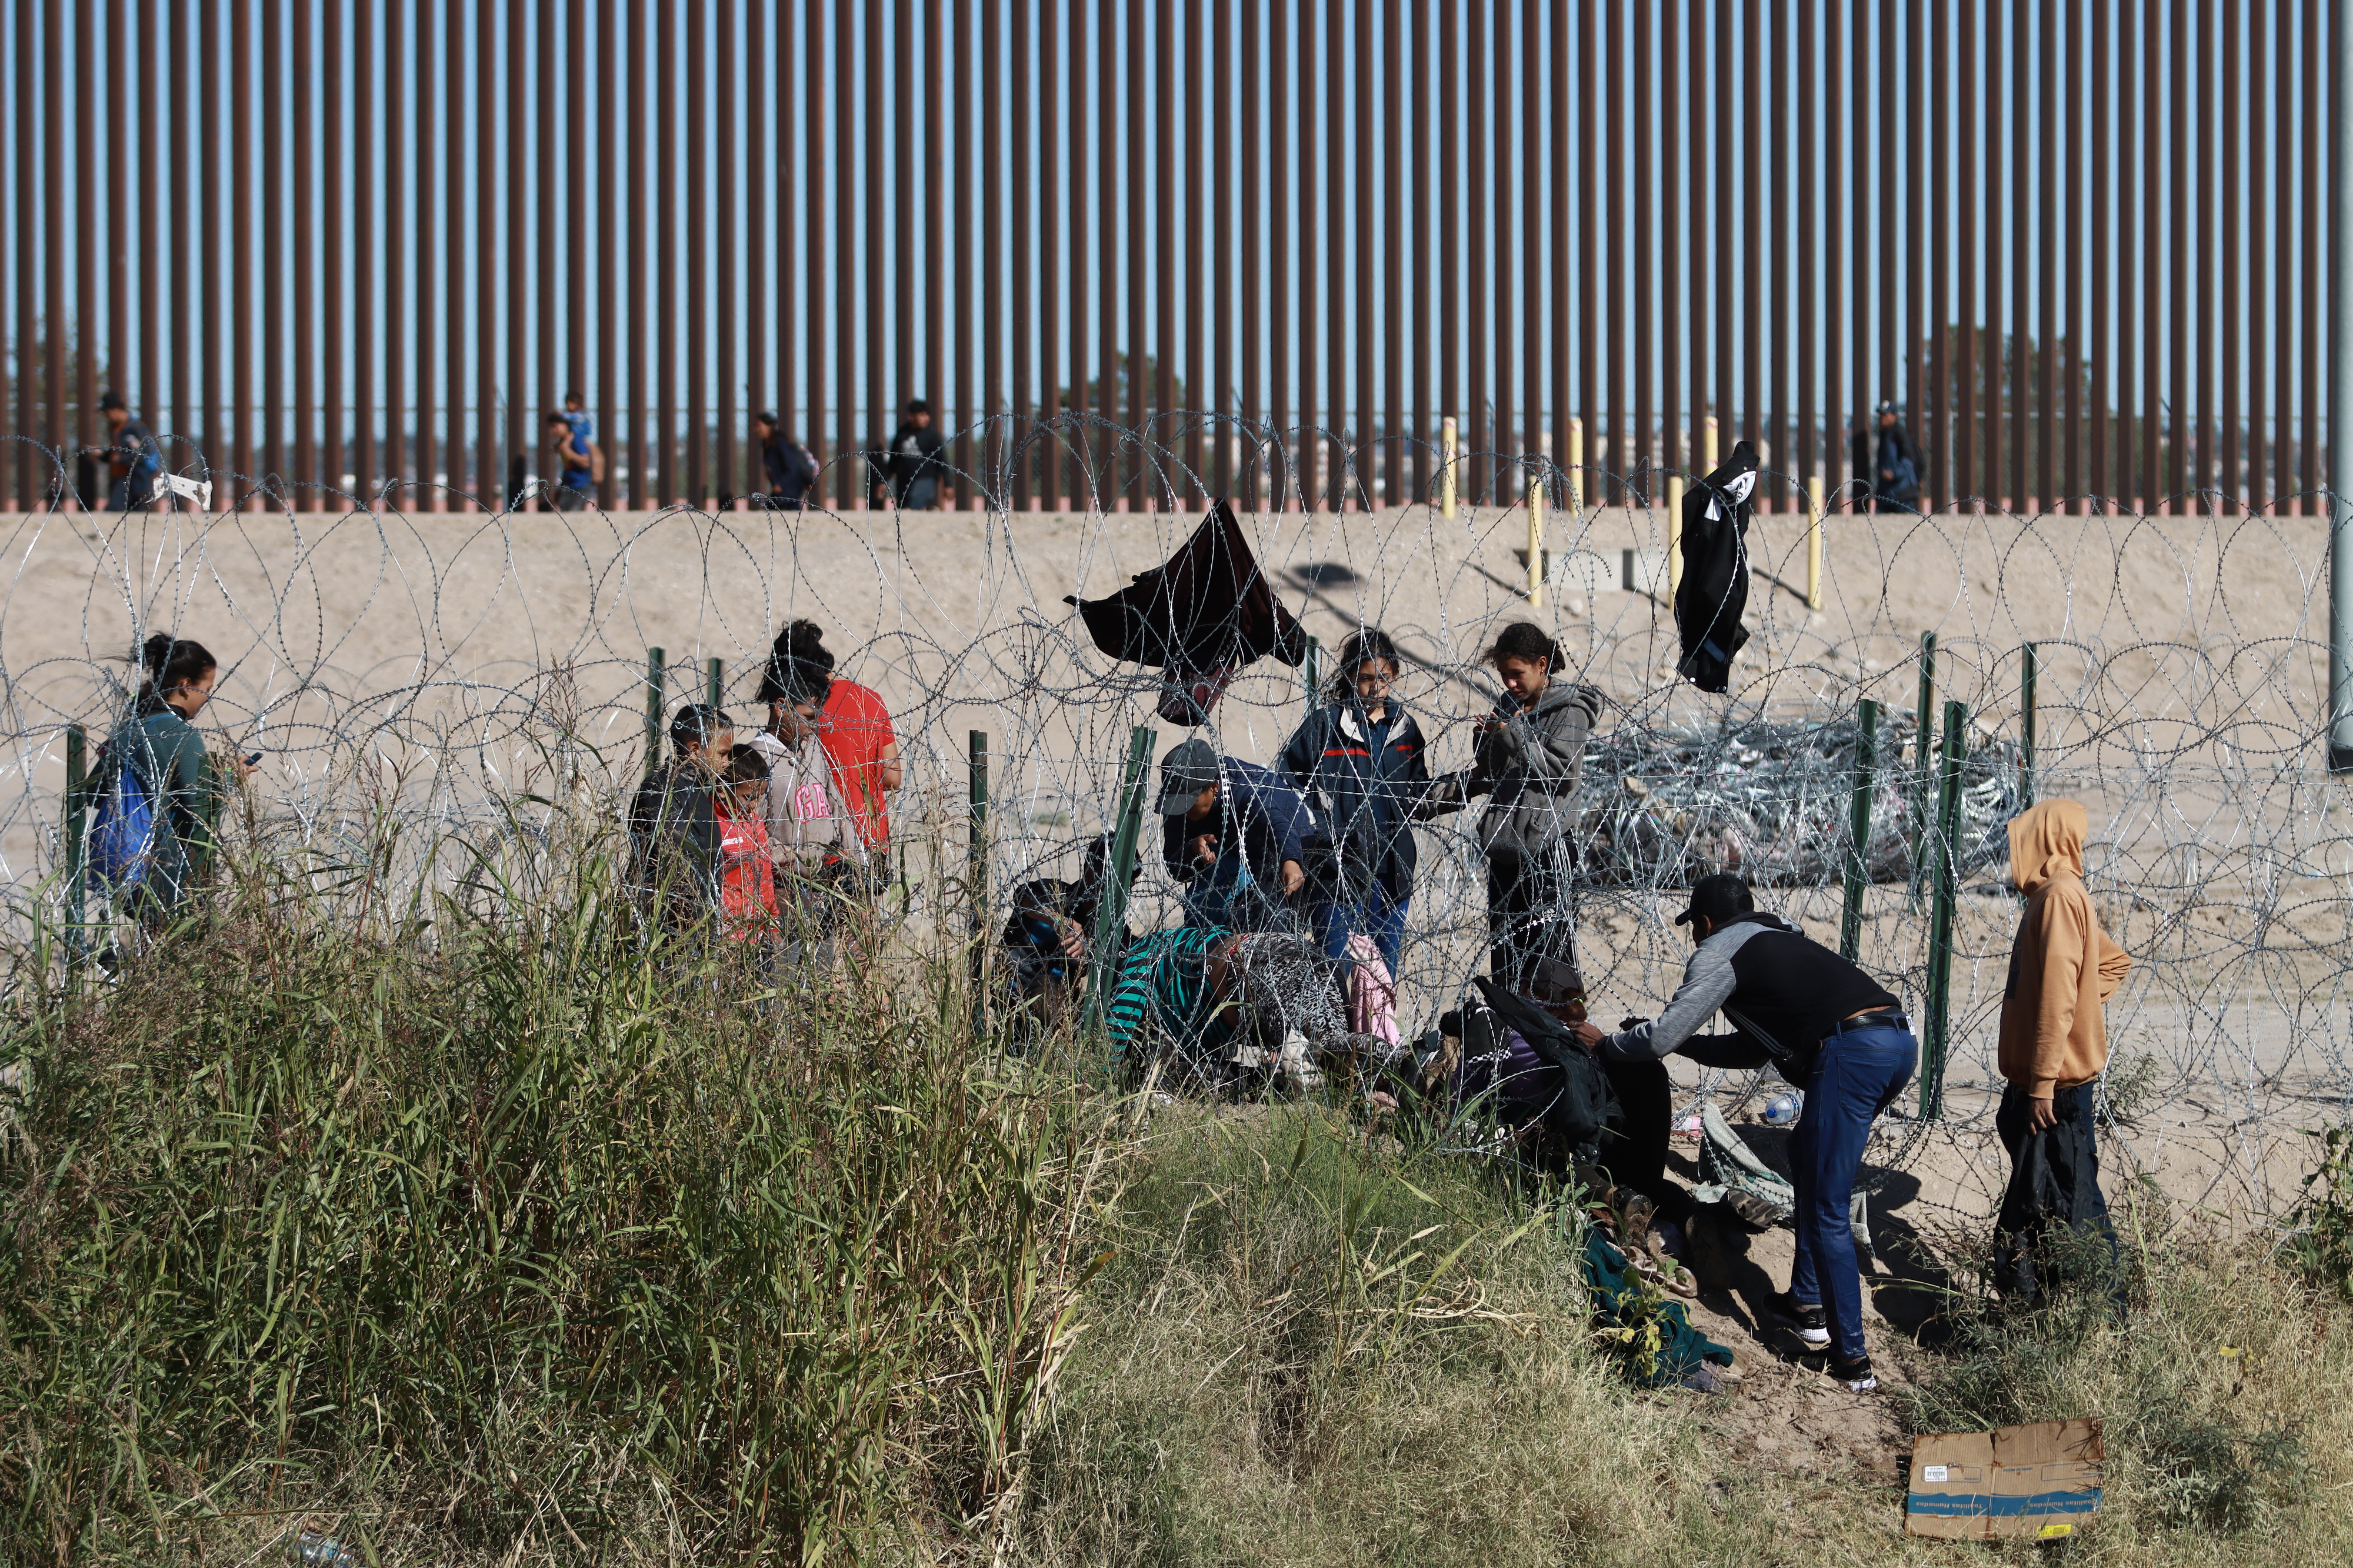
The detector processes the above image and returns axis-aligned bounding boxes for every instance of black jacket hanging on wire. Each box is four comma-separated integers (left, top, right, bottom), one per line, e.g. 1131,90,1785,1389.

1673,439,1761,693
1065,499,1308,723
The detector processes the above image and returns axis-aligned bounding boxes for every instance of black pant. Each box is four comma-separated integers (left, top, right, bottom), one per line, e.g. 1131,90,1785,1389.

1487,850,1574,990
1992,1081,2121,1305
1595,1055,1682,1221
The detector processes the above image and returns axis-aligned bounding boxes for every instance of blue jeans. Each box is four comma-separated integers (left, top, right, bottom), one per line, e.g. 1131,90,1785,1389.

1788,1021,1918,1362
1311,885,1405,976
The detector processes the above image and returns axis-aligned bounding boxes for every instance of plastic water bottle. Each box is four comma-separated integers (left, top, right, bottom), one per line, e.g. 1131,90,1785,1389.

1762,1090,1803,1127
291,1529,356,1567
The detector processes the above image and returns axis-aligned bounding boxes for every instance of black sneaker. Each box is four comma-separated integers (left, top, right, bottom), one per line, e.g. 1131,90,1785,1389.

1768,1291,1831,1349
1831,1354,1878,1392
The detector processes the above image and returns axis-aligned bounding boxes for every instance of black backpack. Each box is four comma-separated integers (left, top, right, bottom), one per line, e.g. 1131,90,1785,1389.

1465,975,1623,1165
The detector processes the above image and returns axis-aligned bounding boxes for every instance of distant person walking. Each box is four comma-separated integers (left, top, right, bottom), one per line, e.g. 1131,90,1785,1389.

83,391,161,512
1278,628,1438,976
544,411,595,512
1850,401,1924,513
99,632,254,923
752,411,818,508
879,399,946,510
1991,799,2133,1309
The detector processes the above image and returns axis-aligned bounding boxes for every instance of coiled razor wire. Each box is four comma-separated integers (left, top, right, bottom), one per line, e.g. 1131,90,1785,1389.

2,417,2349,1230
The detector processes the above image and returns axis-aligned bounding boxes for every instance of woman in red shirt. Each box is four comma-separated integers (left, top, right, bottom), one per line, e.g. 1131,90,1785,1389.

770,621,901,858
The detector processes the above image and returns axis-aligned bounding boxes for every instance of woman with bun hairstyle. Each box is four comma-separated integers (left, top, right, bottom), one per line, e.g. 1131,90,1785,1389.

762,621,899,862
749,626,859,960
1448,619,1599,988
107,632,253,918
771,620,901,878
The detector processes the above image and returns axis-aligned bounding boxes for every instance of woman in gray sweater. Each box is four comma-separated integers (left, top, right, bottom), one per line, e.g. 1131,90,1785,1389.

1455,620,1598,987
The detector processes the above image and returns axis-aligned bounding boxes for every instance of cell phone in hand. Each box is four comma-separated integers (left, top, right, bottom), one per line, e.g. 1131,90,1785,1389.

244,752,264,765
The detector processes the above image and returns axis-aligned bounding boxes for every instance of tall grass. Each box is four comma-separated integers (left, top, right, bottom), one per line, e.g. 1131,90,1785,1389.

8,786,2353,1564
0,806,1106,1564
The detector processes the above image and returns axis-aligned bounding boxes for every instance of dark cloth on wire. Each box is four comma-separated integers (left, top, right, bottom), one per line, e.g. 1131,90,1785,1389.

1064,501,1308,723
1991,1081,2122,1306
1672,439,1761,693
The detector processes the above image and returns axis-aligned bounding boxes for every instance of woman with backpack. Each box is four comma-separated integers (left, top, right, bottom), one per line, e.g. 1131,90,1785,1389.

98,633,252,922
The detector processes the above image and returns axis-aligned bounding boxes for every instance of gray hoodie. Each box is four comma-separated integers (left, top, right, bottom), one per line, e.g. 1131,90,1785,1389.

1468,681,1599,865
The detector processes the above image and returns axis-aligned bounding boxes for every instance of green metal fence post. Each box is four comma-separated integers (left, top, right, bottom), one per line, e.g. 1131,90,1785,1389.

2020,641,2038,808
1083,726,1157,1036
645,647,666,768
1839,699,1881,962
706,655,724,710
1909,629,1938,892
969,730,989,1036
1921,697,1969,1120
63,723,87,950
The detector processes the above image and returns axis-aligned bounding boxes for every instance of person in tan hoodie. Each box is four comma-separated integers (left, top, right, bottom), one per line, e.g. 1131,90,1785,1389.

1992,798,2133,1303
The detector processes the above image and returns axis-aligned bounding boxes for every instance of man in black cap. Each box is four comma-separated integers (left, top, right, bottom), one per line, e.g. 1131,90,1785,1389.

83,391,162,511
1574,873,1916,1394
1155,737,1314,933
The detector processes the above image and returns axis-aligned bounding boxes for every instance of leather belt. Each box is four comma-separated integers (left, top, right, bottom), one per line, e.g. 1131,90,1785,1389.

1827,1007,1909,1037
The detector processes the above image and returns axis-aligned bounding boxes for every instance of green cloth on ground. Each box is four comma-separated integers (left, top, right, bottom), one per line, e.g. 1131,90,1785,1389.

1581,1230,1732,1387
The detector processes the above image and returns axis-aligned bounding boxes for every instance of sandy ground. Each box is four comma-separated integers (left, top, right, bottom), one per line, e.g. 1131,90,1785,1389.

1,497,2345,1219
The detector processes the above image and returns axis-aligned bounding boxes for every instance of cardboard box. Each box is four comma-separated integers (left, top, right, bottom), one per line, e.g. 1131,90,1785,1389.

1905,1418,2104,1539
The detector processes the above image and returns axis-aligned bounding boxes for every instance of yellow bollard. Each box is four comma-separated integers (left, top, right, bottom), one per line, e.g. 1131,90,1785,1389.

1807,473,1826,610
1568,416,1584,511
1440,418,1458,518
1666,475,1685,595
1527,477,1545,608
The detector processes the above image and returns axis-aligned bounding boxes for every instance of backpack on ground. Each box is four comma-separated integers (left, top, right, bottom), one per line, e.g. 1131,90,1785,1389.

86,739,159,892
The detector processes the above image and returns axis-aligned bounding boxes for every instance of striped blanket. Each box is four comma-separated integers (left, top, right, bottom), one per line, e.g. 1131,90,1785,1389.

1104,926,1229,1055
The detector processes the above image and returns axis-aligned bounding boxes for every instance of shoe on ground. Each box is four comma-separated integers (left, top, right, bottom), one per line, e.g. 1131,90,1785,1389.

1768,1290,1831,1349
1831,1354,1877,1393
1652,1221,1686,1261
1679,1362,1730,1394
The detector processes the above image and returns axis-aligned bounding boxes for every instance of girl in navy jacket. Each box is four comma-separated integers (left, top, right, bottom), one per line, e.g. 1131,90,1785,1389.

1278,629,1447,974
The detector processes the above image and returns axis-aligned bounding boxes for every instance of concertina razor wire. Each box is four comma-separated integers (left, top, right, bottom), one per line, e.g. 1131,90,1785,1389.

3,417,2349,1232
